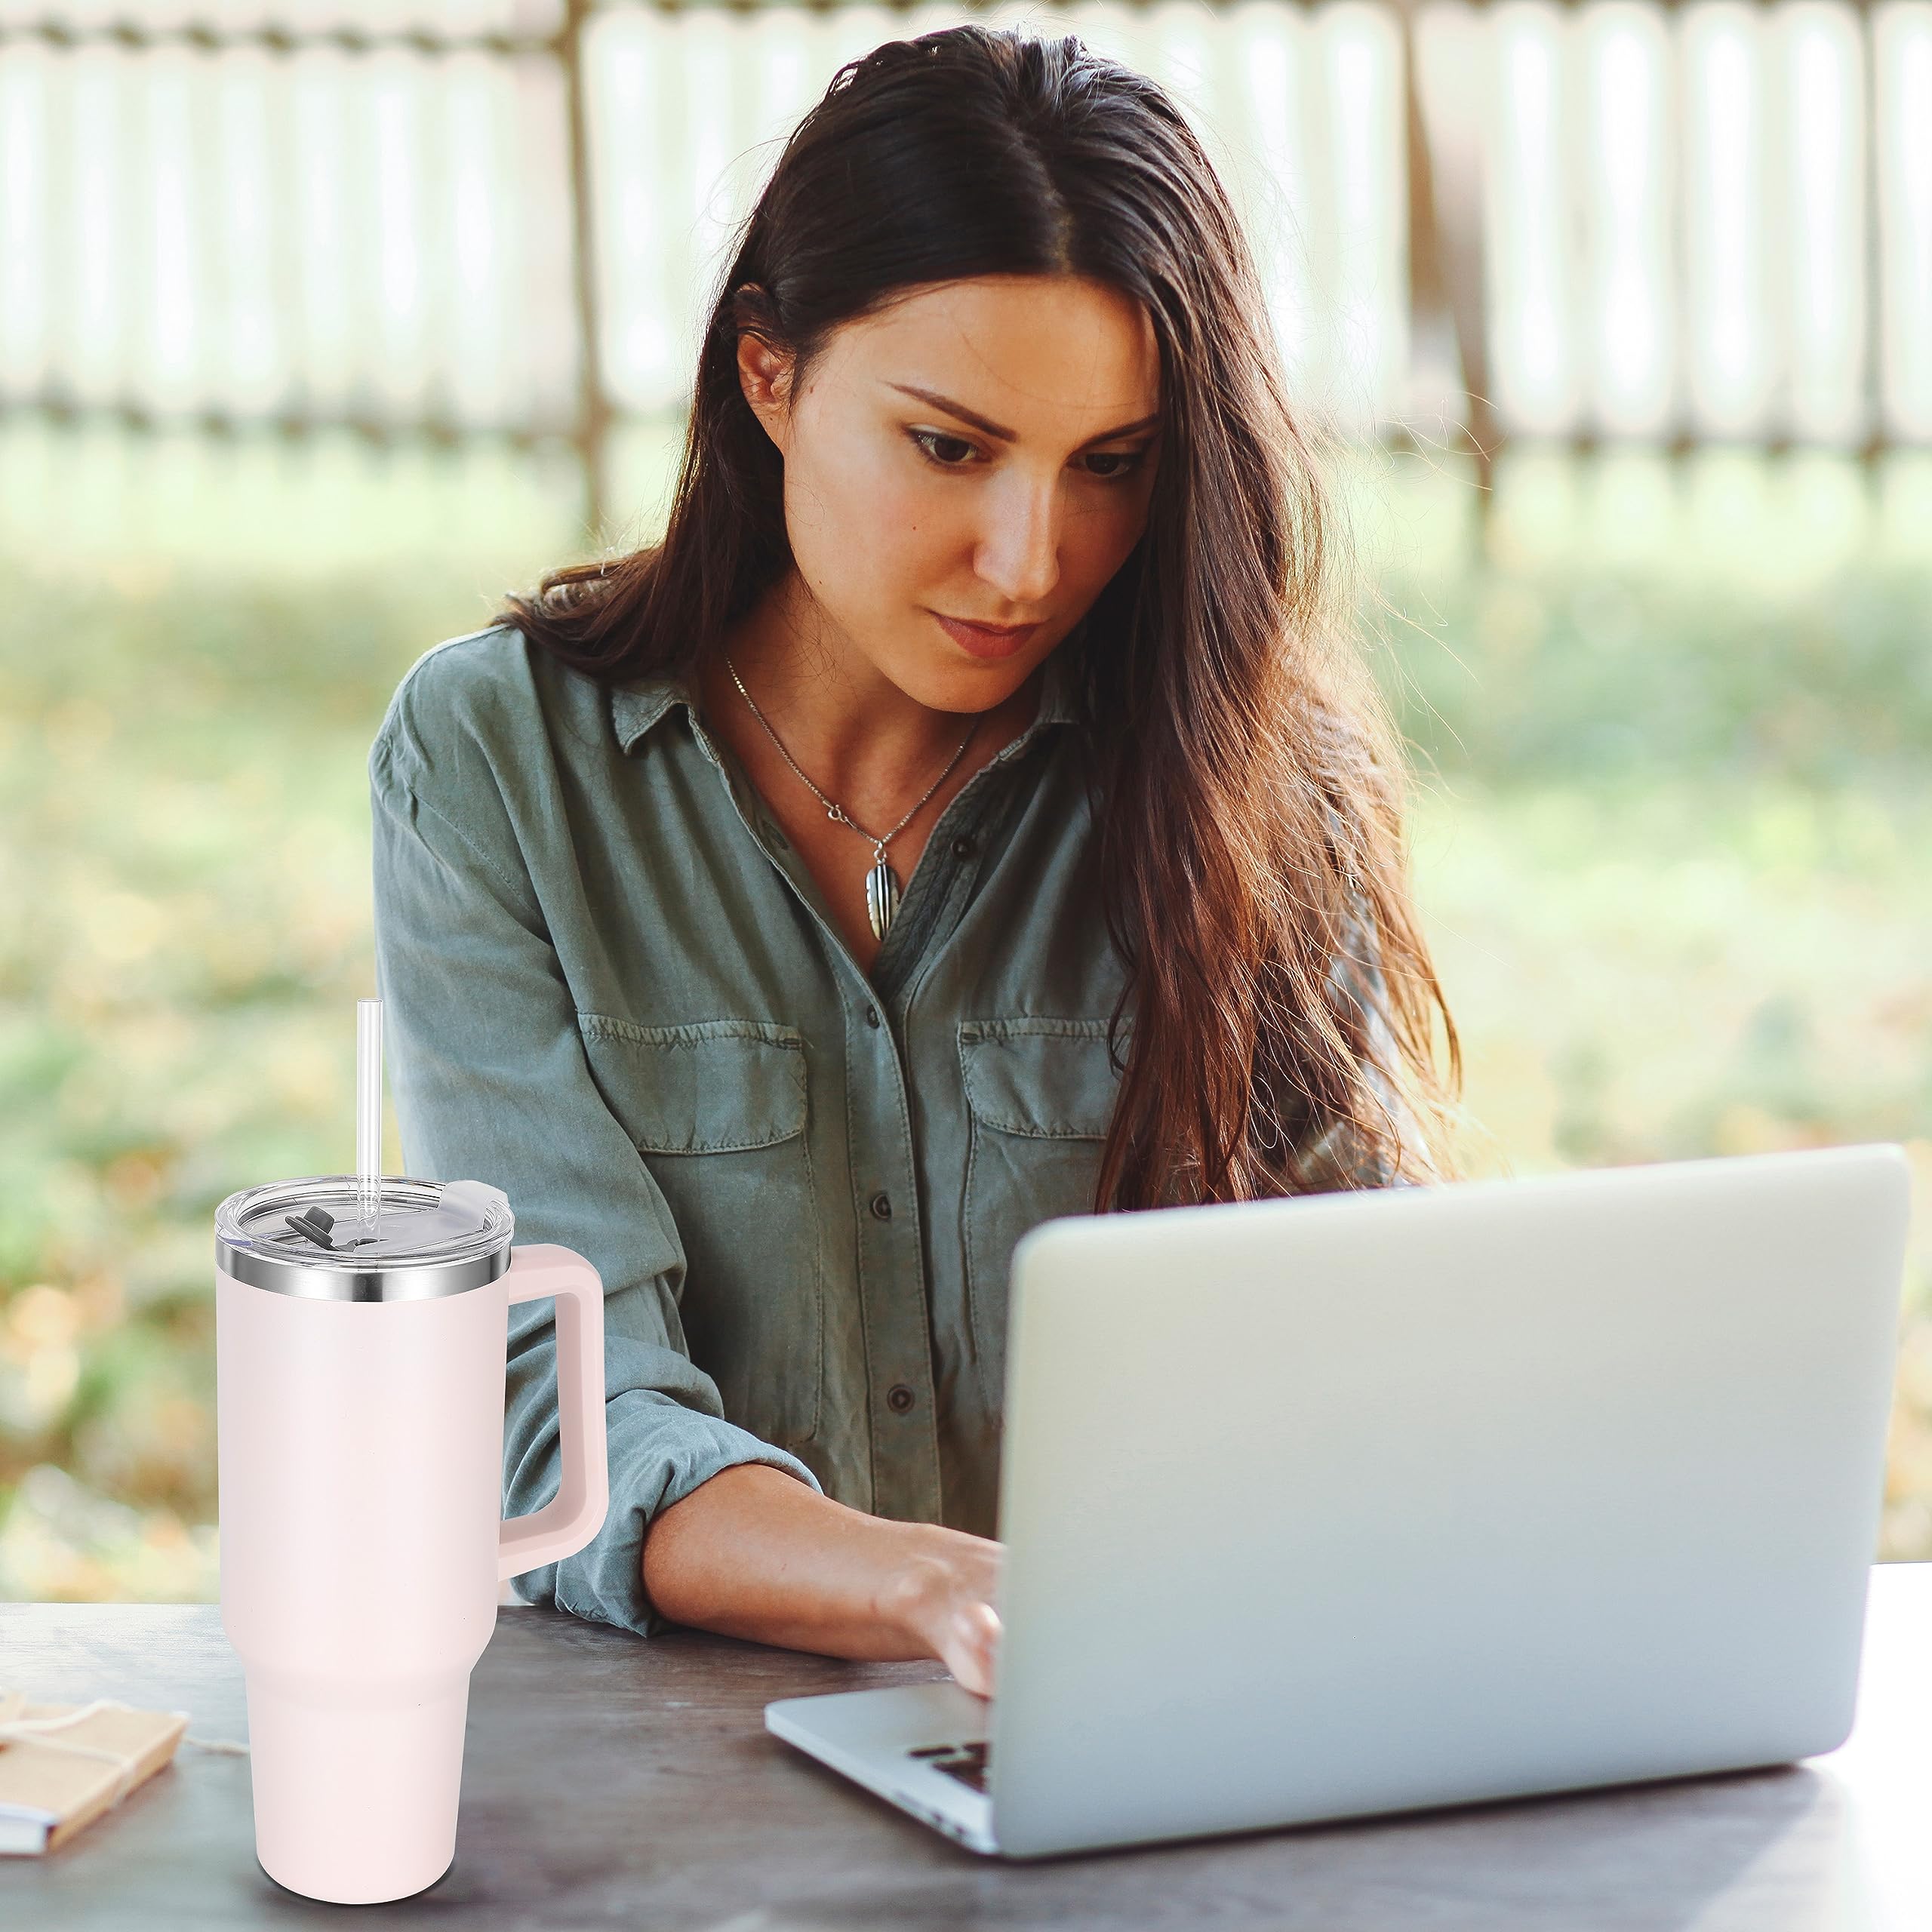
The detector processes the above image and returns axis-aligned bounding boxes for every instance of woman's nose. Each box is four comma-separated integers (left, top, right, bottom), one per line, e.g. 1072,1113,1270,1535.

974,474,1062,607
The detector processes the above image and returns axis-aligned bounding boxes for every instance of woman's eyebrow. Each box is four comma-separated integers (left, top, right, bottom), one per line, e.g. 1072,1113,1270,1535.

887,382,1160,447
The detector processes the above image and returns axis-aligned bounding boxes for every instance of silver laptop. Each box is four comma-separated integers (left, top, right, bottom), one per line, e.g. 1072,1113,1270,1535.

765,1143,1911,1859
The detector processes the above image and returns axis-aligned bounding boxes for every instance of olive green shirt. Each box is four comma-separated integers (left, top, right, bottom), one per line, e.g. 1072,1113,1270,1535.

368,622,1410,1638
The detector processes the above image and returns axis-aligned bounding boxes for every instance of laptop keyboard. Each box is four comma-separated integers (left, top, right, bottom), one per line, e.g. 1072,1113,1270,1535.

908,1739,989,1792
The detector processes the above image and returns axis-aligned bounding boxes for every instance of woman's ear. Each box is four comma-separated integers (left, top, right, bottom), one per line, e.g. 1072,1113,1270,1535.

734,288,796,456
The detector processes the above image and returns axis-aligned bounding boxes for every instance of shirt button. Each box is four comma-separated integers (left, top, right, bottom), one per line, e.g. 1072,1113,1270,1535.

863,1004,881,1028
887,1383,916,1414
951,836,976,860
869,1190,893,1221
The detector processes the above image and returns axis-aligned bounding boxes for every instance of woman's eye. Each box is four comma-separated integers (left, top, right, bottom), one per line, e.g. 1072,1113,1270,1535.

1081,449,1149,481
909,429,979,468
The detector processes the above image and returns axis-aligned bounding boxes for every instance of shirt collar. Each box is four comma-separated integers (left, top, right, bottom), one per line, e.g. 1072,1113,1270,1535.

610,632,1082,758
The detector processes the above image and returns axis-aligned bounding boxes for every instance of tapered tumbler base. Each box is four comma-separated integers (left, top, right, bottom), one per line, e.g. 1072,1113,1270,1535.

245,1674,470,1904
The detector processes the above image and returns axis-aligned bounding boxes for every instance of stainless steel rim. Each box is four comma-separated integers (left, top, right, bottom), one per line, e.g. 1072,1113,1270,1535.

215,1237,509,1301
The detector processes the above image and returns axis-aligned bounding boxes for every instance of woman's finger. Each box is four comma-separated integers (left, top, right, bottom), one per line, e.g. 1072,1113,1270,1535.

949,1600,1000,1697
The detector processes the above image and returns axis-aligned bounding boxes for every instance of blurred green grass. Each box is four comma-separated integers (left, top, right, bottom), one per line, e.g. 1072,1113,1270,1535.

1,432,1927,1598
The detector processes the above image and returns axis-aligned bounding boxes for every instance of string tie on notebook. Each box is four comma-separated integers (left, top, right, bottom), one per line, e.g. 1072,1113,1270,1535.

0,1694,155,1807
0,1687,249,1817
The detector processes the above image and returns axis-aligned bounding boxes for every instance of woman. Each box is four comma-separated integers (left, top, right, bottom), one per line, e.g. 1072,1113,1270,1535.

368,25,1460,1700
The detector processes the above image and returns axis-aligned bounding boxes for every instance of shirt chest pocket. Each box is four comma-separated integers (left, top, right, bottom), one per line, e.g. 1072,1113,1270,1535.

958,1018,1125,1414
578,1015,823,1449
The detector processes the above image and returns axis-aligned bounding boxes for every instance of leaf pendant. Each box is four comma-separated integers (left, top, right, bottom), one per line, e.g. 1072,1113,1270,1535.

865,855,902,941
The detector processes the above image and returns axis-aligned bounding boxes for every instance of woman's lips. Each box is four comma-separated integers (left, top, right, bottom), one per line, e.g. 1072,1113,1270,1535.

932,612,1043,660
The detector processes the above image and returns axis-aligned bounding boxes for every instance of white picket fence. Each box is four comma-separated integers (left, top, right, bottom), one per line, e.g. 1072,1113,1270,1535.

0,0,1928,455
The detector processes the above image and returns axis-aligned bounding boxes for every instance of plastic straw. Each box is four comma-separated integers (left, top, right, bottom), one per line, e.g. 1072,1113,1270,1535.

356,998,383,1229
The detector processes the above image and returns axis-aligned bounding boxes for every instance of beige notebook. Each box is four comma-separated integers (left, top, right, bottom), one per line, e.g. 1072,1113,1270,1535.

0,1694,189,1855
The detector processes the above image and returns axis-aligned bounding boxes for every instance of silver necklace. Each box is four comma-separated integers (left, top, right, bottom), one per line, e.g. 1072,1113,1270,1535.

724,654,977,941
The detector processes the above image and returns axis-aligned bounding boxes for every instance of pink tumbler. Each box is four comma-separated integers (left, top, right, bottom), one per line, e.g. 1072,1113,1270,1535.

214,1168,608,1903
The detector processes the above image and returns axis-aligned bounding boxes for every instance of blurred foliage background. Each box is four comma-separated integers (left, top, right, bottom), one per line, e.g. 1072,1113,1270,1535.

2,428,1927,1598
5,0,1929,1601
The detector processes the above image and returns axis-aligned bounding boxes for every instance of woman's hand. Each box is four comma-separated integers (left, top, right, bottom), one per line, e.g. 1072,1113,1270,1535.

875,1530,1004,1697
641,1463,1003,1692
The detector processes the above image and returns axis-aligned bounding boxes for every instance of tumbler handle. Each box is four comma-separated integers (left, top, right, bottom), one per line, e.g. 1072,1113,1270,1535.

497,1244,609,1583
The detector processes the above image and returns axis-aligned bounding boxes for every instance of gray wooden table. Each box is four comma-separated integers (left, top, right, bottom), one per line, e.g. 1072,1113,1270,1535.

5,1564,1927,1930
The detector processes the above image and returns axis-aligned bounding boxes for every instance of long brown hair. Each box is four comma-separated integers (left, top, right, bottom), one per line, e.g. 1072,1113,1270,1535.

494,23,1461,1211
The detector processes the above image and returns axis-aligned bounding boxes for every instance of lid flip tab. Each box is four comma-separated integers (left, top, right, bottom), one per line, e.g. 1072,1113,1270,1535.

284,1205,337,1248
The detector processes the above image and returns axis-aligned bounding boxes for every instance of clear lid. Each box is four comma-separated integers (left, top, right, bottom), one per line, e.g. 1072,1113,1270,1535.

215,1174,514,1275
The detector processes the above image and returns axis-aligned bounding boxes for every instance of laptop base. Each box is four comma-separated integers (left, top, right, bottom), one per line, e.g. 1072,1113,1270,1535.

765,1681,998,1854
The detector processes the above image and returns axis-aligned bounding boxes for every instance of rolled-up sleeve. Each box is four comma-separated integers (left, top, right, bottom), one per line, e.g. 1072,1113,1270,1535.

368,687,821,1639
